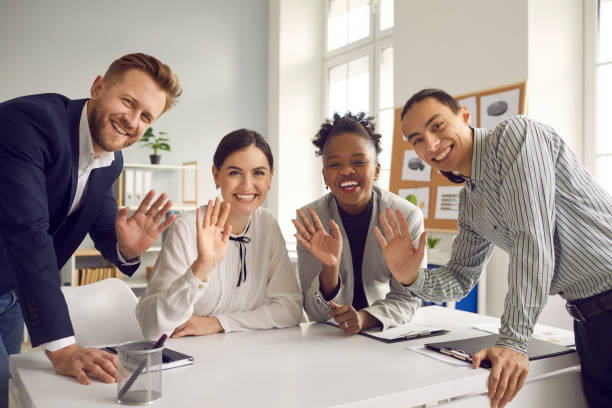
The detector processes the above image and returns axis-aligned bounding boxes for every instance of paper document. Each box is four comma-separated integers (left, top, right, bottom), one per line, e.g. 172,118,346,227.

471,322,575,347
325,320,448,343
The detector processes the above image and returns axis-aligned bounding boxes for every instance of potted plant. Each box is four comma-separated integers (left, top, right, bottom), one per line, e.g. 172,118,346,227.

140,127,170,164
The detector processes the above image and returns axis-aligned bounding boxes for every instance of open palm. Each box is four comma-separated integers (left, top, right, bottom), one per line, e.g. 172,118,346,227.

373,207,426,285
195,198,231,272
293,208,342,267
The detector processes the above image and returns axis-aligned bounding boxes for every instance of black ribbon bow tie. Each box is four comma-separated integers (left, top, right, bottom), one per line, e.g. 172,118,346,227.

229,223,251,287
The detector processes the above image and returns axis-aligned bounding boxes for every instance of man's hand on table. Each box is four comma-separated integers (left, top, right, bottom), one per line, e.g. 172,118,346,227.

472,346,529,408
45,344,117,385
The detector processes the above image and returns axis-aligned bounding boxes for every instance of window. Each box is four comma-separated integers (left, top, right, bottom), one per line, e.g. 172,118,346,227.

324,0,394,189
588,0,612,194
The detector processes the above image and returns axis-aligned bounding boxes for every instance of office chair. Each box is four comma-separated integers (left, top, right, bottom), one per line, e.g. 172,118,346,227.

61,278,145,347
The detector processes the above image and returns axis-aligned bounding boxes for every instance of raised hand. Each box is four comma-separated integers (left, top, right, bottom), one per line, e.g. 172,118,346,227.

373,207,426,286
471,346,529,408
292,208,342,267
191,197,231,281
116,190,175,259
171,315,224,338
45,344,118,385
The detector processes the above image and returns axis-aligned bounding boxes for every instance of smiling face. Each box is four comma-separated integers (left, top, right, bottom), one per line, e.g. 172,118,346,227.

213,144,273,220
88,69,167,156
322,132,380,215
401,97,473,177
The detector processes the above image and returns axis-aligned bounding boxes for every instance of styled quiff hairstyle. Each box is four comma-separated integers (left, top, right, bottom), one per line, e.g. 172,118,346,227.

103,53,182,113
312,112,382,158
400,88,465,184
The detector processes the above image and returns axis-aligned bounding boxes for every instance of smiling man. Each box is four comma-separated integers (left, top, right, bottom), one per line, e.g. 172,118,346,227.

374,88,612,407
0,53,182,406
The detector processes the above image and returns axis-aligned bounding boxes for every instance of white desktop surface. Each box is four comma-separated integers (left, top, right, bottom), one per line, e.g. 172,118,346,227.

9,306,586,407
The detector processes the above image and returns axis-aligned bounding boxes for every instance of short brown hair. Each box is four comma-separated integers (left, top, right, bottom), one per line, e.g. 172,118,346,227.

104,53,182,113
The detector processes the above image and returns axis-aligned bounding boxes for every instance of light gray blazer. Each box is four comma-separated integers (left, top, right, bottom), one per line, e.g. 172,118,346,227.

297,186,427,330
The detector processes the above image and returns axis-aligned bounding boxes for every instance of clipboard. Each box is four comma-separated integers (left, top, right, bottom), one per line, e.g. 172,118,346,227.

104,345,194,370
425,334,576,368
325,320,449,343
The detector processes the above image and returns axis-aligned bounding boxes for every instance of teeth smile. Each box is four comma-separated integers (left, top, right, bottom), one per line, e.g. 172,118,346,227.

236,194,255,200
111,121,127,135
434,146,451,161
340,181,359,188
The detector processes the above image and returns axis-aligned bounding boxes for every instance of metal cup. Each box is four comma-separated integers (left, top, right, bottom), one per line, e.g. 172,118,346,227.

116,340,163,405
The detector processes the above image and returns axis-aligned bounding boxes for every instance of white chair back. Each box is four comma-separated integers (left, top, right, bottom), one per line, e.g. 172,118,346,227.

61,278,145,347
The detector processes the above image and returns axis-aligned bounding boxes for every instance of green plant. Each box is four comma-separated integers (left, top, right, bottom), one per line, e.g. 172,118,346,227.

140,127,171,155
427,236,441,249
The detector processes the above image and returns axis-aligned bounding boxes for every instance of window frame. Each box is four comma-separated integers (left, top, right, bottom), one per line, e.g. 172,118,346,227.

584,0,612,181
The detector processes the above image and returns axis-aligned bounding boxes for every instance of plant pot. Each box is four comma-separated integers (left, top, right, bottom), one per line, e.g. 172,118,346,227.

149,154,161,164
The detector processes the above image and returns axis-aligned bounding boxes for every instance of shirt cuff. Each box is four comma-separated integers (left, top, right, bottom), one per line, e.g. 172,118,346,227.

42,336,76,352
186,267,210,290
495,335,529,355
116,243,141,265
404,268,426,289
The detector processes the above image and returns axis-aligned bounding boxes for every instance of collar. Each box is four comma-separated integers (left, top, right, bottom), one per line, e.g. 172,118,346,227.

468,127,488,182
78,102,115,170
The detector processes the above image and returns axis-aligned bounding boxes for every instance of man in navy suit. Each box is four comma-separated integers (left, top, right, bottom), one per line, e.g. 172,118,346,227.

0,53,182,403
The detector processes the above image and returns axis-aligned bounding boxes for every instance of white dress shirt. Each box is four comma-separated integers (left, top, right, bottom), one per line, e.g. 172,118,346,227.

136,207,303,340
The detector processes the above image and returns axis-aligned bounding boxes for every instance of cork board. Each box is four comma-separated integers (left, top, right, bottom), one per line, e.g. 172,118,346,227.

389,82,527,232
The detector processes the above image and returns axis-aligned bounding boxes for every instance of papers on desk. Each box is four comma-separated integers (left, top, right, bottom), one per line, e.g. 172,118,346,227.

326,320,448,343
471,322,575,347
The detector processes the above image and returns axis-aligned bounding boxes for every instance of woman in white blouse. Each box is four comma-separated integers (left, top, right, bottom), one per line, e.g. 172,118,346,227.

136,129,303,340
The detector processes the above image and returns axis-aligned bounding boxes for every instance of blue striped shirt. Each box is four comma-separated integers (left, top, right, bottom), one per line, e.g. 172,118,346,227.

410,116,612,353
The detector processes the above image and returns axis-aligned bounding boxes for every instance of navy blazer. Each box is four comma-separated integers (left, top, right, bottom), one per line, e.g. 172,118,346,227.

0,93,139,346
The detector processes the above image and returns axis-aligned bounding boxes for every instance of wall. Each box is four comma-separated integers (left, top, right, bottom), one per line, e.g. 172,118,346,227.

0,0,268,203
268,0,324,243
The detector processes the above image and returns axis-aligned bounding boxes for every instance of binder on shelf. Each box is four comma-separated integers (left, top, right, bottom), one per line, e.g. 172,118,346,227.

124,169,135,207
134,170,144,202
425,334,576,368
143,170,152,195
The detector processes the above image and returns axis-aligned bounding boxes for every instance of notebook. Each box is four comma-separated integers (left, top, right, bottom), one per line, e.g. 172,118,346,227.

425,334,576,368
103,346,194,370
325,320,449,343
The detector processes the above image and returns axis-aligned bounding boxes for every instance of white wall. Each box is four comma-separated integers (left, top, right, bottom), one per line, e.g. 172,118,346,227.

394,0,528,104
0,0,269,203
268,0,324,242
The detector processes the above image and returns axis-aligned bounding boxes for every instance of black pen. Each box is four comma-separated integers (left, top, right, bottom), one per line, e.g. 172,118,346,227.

118,334,168,400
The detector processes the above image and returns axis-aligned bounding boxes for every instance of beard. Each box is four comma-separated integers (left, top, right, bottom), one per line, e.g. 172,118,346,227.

88,103,139,152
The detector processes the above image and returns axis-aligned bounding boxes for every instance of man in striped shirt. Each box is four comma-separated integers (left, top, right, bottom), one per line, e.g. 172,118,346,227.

374,89,612,408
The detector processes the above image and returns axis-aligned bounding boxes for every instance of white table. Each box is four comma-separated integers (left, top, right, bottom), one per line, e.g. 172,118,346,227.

9,306,586,407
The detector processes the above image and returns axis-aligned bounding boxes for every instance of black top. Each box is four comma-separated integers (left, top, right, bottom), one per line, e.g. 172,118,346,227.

337,196,373,311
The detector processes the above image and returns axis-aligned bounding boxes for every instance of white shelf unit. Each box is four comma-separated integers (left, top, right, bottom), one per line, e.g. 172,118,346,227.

59,161,199,289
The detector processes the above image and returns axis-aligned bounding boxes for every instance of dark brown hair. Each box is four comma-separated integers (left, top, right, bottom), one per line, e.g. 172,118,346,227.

213,129,273,170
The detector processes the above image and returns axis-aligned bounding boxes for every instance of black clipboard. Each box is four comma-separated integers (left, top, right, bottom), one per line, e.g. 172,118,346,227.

425,334,576,368
324,321,449,343
103,345,194,370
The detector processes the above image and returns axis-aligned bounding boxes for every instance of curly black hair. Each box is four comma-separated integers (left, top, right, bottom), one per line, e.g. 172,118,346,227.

312,112,382,157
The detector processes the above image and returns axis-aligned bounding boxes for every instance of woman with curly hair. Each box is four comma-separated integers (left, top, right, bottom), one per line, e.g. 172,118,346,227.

292,112,426,333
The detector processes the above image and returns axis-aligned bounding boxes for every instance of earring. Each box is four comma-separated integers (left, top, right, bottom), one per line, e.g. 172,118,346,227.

325,185,329,190
216,186,219,190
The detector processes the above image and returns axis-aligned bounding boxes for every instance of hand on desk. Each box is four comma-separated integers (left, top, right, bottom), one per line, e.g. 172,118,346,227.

374,208,426,286
45,344,117,385
171,315,224,338
471,346,529,408
330,302,379,334
116,190,175,260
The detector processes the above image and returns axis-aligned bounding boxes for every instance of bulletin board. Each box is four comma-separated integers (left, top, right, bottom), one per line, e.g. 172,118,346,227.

389,82,527,231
